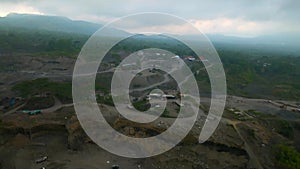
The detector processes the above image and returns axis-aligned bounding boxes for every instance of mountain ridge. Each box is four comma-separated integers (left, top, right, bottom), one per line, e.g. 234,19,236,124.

0,13,101,35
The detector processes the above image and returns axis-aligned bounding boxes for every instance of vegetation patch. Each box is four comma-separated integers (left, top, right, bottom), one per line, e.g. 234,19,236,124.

273,144,300,169
12,78,72,103
276,120,294,139
132,99,150,112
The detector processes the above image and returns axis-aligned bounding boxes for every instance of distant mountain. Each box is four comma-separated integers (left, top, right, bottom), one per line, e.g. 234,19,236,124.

208,33,300,55
207,33,300,46
0,13,299,56
0,13,129,36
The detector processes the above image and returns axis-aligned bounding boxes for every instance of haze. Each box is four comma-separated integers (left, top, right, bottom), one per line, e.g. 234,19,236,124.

0,0,300,37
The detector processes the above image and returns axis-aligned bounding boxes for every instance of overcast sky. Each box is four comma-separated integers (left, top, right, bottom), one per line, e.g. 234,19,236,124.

0,0,299,36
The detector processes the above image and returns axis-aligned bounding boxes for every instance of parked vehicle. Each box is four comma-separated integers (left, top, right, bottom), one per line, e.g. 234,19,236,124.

22,110,42,115
35,156,48,164
112,165,121,169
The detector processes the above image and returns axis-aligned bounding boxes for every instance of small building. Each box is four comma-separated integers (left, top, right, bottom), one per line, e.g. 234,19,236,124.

121,63,137,69
200,56,208,62
162,94,176,99
234,111,243,116
186,56,195,61
172,55,180,59
148,93,162,99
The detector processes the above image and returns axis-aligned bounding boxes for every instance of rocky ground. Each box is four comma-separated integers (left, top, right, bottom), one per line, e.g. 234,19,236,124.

0,94,298,169
0,54,299,169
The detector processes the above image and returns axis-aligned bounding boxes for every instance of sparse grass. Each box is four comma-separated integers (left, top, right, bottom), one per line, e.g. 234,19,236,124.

276,120,294,139
225,123,237,132
161,109,173,118
22,96,54,110
96,94,114,106
199,105,209,114
247,128,256,139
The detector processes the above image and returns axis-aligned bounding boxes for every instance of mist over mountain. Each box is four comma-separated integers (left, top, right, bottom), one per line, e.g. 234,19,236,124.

0,13,299,56
207,33,300,46
208,33,300,56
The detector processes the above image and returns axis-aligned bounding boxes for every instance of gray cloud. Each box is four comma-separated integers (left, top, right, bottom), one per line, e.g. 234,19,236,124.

0,0,299,35
2,0,298,20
